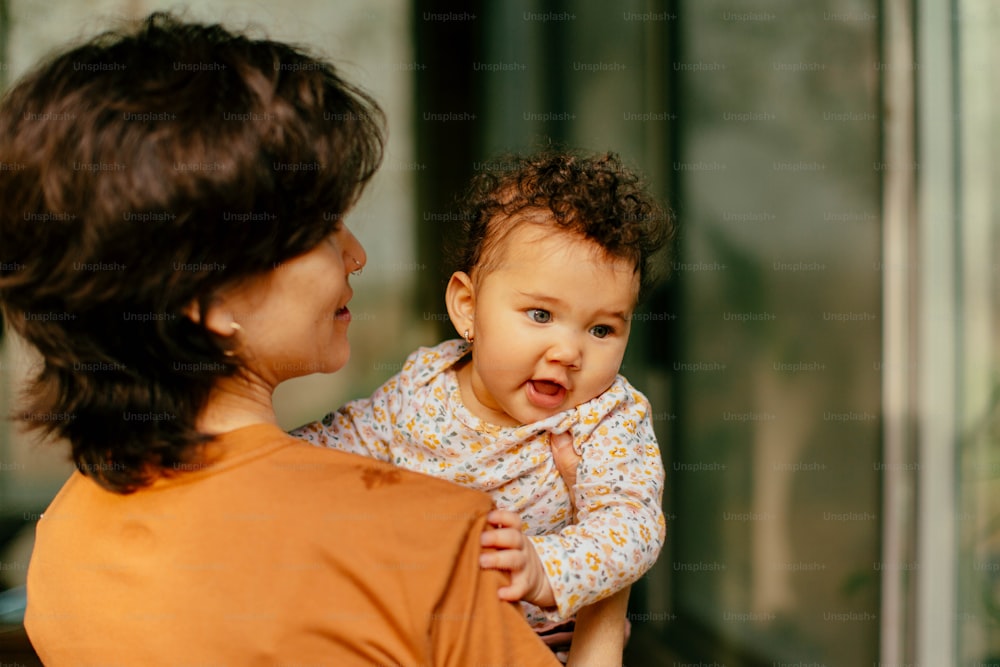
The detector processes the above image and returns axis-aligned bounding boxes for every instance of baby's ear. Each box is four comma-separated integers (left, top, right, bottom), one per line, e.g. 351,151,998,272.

444,271,476,340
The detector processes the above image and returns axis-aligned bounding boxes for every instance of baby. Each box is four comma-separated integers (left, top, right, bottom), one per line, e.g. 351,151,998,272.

294,151,673,660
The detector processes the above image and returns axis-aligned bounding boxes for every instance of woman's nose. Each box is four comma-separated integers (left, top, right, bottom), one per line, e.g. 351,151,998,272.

342,226,367,272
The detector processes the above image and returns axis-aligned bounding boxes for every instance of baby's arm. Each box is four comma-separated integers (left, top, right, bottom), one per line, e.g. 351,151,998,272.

531,394,666,620
480,419,644,666
289,378,399,462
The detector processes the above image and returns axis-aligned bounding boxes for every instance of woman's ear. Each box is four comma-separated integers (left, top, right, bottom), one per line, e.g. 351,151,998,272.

183,298,237,337
445,271,476,341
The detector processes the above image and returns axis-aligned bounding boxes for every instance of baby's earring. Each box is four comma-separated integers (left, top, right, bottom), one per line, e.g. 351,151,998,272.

463,329,474,344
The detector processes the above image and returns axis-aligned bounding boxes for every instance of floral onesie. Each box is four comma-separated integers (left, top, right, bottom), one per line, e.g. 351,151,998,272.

292,339,665,628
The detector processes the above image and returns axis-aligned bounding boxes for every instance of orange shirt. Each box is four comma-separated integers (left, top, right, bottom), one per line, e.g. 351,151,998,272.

25,423,559,667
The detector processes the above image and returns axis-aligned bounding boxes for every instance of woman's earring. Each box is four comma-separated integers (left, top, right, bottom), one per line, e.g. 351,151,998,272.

223,321,242,357
463,329,474,344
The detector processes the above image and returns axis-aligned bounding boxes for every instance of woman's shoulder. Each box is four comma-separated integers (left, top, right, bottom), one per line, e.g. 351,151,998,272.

104,423,495,524
41,425,493,551
261,430,494,515
258,438,495,559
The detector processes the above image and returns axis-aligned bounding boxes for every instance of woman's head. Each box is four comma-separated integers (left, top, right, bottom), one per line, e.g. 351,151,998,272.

0,12,384,492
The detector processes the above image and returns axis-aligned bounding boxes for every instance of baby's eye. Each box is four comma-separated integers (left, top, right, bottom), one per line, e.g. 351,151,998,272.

527,309,551,323
590,324,614,339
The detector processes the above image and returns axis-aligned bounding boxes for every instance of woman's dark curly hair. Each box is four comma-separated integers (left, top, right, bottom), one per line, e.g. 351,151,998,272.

452,151,674,301
0,13,384,492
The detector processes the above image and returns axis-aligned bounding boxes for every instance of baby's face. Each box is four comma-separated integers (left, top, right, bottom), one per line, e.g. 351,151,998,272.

461,222,639,426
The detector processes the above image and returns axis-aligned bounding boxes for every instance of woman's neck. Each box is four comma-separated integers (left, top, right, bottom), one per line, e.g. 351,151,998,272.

196,373,279,435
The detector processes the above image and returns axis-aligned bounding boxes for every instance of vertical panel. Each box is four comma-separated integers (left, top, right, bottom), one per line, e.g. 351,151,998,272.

955,1,1000,664
914,0,958,663
0,0,6,91
412,0,484,336
0,0,11,515
671,1,881,663
879,0,918,663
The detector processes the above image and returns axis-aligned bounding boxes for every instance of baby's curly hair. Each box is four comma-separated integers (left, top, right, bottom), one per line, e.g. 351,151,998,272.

452,151,674,300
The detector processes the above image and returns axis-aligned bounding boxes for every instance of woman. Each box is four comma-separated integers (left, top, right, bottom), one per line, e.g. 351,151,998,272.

0,13,560,665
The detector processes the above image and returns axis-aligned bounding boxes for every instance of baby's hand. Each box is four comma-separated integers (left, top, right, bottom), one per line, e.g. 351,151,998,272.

480,509,555,608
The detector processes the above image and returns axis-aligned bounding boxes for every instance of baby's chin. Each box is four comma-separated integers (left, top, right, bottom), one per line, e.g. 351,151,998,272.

508,401,575,427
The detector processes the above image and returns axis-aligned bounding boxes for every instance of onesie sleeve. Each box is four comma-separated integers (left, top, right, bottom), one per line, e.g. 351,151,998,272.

528,387,666,620
289,375,402,463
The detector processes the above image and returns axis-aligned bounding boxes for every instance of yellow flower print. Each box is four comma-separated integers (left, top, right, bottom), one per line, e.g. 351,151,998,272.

610,447,627,458
453,472,476,485
610,530,627,547
586,552,601,571
545,560,563,577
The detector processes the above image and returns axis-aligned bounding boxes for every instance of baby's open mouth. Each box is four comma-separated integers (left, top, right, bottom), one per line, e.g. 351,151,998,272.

532,380,562,396
526,380,567,409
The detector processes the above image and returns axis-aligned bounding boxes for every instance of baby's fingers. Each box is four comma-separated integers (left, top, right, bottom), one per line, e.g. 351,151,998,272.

480,526,525,550
480,526,528,572
485,509,522,529
496,578,530,602
479,545,528,573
